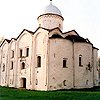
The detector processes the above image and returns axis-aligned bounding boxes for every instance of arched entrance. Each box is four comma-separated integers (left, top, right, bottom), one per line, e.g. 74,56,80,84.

20,78,26,88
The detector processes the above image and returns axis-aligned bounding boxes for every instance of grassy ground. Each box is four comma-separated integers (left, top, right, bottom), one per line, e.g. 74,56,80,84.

0,86,100,100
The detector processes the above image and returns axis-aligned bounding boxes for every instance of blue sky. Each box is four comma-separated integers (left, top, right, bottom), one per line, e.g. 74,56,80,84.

0,0,100,56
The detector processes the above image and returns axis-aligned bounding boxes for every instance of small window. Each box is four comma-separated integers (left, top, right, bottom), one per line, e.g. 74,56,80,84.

88,62,91,71
36,79,38,85
11,61,13,70
63,58,67,68
86,80,89,85
11,50,14,58
20,49,22,57
21,62,25,69
2,63,5,72
37,56,41,67
26,48,29,57
63,80,66,86
79,55,82,66
59,24,61,28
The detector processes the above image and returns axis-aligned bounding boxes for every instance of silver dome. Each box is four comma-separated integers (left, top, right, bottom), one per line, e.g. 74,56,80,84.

42,2,62,16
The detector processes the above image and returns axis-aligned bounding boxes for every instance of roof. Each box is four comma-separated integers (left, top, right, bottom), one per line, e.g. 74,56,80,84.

65,35,87,42
0,39,11,47
49,34,63,39
40,2,62,17
16,29,34,40
0,27,98,49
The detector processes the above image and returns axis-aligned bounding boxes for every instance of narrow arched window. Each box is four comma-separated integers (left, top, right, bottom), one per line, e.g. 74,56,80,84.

63,58,68,68
37,56,41,67
86,80,89,85
26,48,29,57
20,49,22,57
22,62,25,69
11,50,14,58
59,24,61,28
2,63,5,72
11,61,13,70
79,55,82,66
63,80,66,86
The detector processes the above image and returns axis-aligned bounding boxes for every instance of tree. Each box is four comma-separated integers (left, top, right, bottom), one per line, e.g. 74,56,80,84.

0,37,4,44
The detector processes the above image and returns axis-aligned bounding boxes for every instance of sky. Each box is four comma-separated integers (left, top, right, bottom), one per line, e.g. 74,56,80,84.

0,0,100,56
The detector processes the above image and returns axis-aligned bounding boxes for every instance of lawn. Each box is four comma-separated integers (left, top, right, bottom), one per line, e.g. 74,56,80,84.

0,86,100,100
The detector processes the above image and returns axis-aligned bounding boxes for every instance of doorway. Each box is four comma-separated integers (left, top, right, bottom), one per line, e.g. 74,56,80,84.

21,78,26,88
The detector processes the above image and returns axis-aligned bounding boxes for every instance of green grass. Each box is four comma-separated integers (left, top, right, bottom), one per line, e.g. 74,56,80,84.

0,86,100,100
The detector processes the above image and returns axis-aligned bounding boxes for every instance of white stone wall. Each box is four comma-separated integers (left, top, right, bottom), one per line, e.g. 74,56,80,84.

93,48,99,86
0,41,9,86
16,31,33,89
33,29,49,90
38,15,63,31
74,43,93,88
0,29,99,91
48,38,73,90
8,39,16,87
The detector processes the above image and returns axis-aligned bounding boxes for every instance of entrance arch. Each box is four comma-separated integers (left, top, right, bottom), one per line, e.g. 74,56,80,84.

20,78,26,88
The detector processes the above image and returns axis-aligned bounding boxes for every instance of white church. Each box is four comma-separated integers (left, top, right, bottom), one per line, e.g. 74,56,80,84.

0,1,99,90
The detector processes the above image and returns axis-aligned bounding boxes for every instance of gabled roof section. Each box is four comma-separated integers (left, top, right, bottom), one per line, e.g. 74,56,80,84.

9,38,16,45
10,38,16,41
63,30,79,36
5,39,11,43
48,27,64,39
16,29,34,40
34,27,50,33
49,27,63,33
0,39,11,47
34,27,62,33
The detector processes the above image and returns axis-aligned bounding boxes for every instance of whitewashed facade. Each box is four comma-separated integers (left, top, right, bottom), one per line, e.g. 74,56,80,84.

0,1,99,90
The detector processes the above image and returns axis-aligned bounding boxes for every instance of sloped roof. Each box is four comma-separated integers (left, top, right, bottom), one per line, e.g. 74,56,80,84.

65,35,87,42
0,39,11,47
49,34,63,39
16,29,34,40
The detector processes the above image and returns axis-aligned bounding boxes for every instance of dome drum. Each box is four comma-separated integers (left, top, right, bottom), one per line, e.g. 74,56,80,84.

37,2,64,31
37,13,64,21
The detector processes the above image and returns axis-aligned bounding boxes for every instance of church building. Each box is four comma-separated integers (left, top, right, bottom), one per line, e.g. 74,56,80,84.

0,1,99,90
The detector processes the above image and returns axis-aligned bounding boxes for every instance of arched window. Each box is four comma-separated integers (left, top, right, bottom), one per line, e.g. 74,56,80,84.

63,80,66,86
11,61,13,70
37,56,41,67
2,63,5,72
79,55,82,66
26,48,29,57
59,24,61,28
86,80,89,85
63,58,68,68
20,49,22,57
11,50,14,58
22,62,25,69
